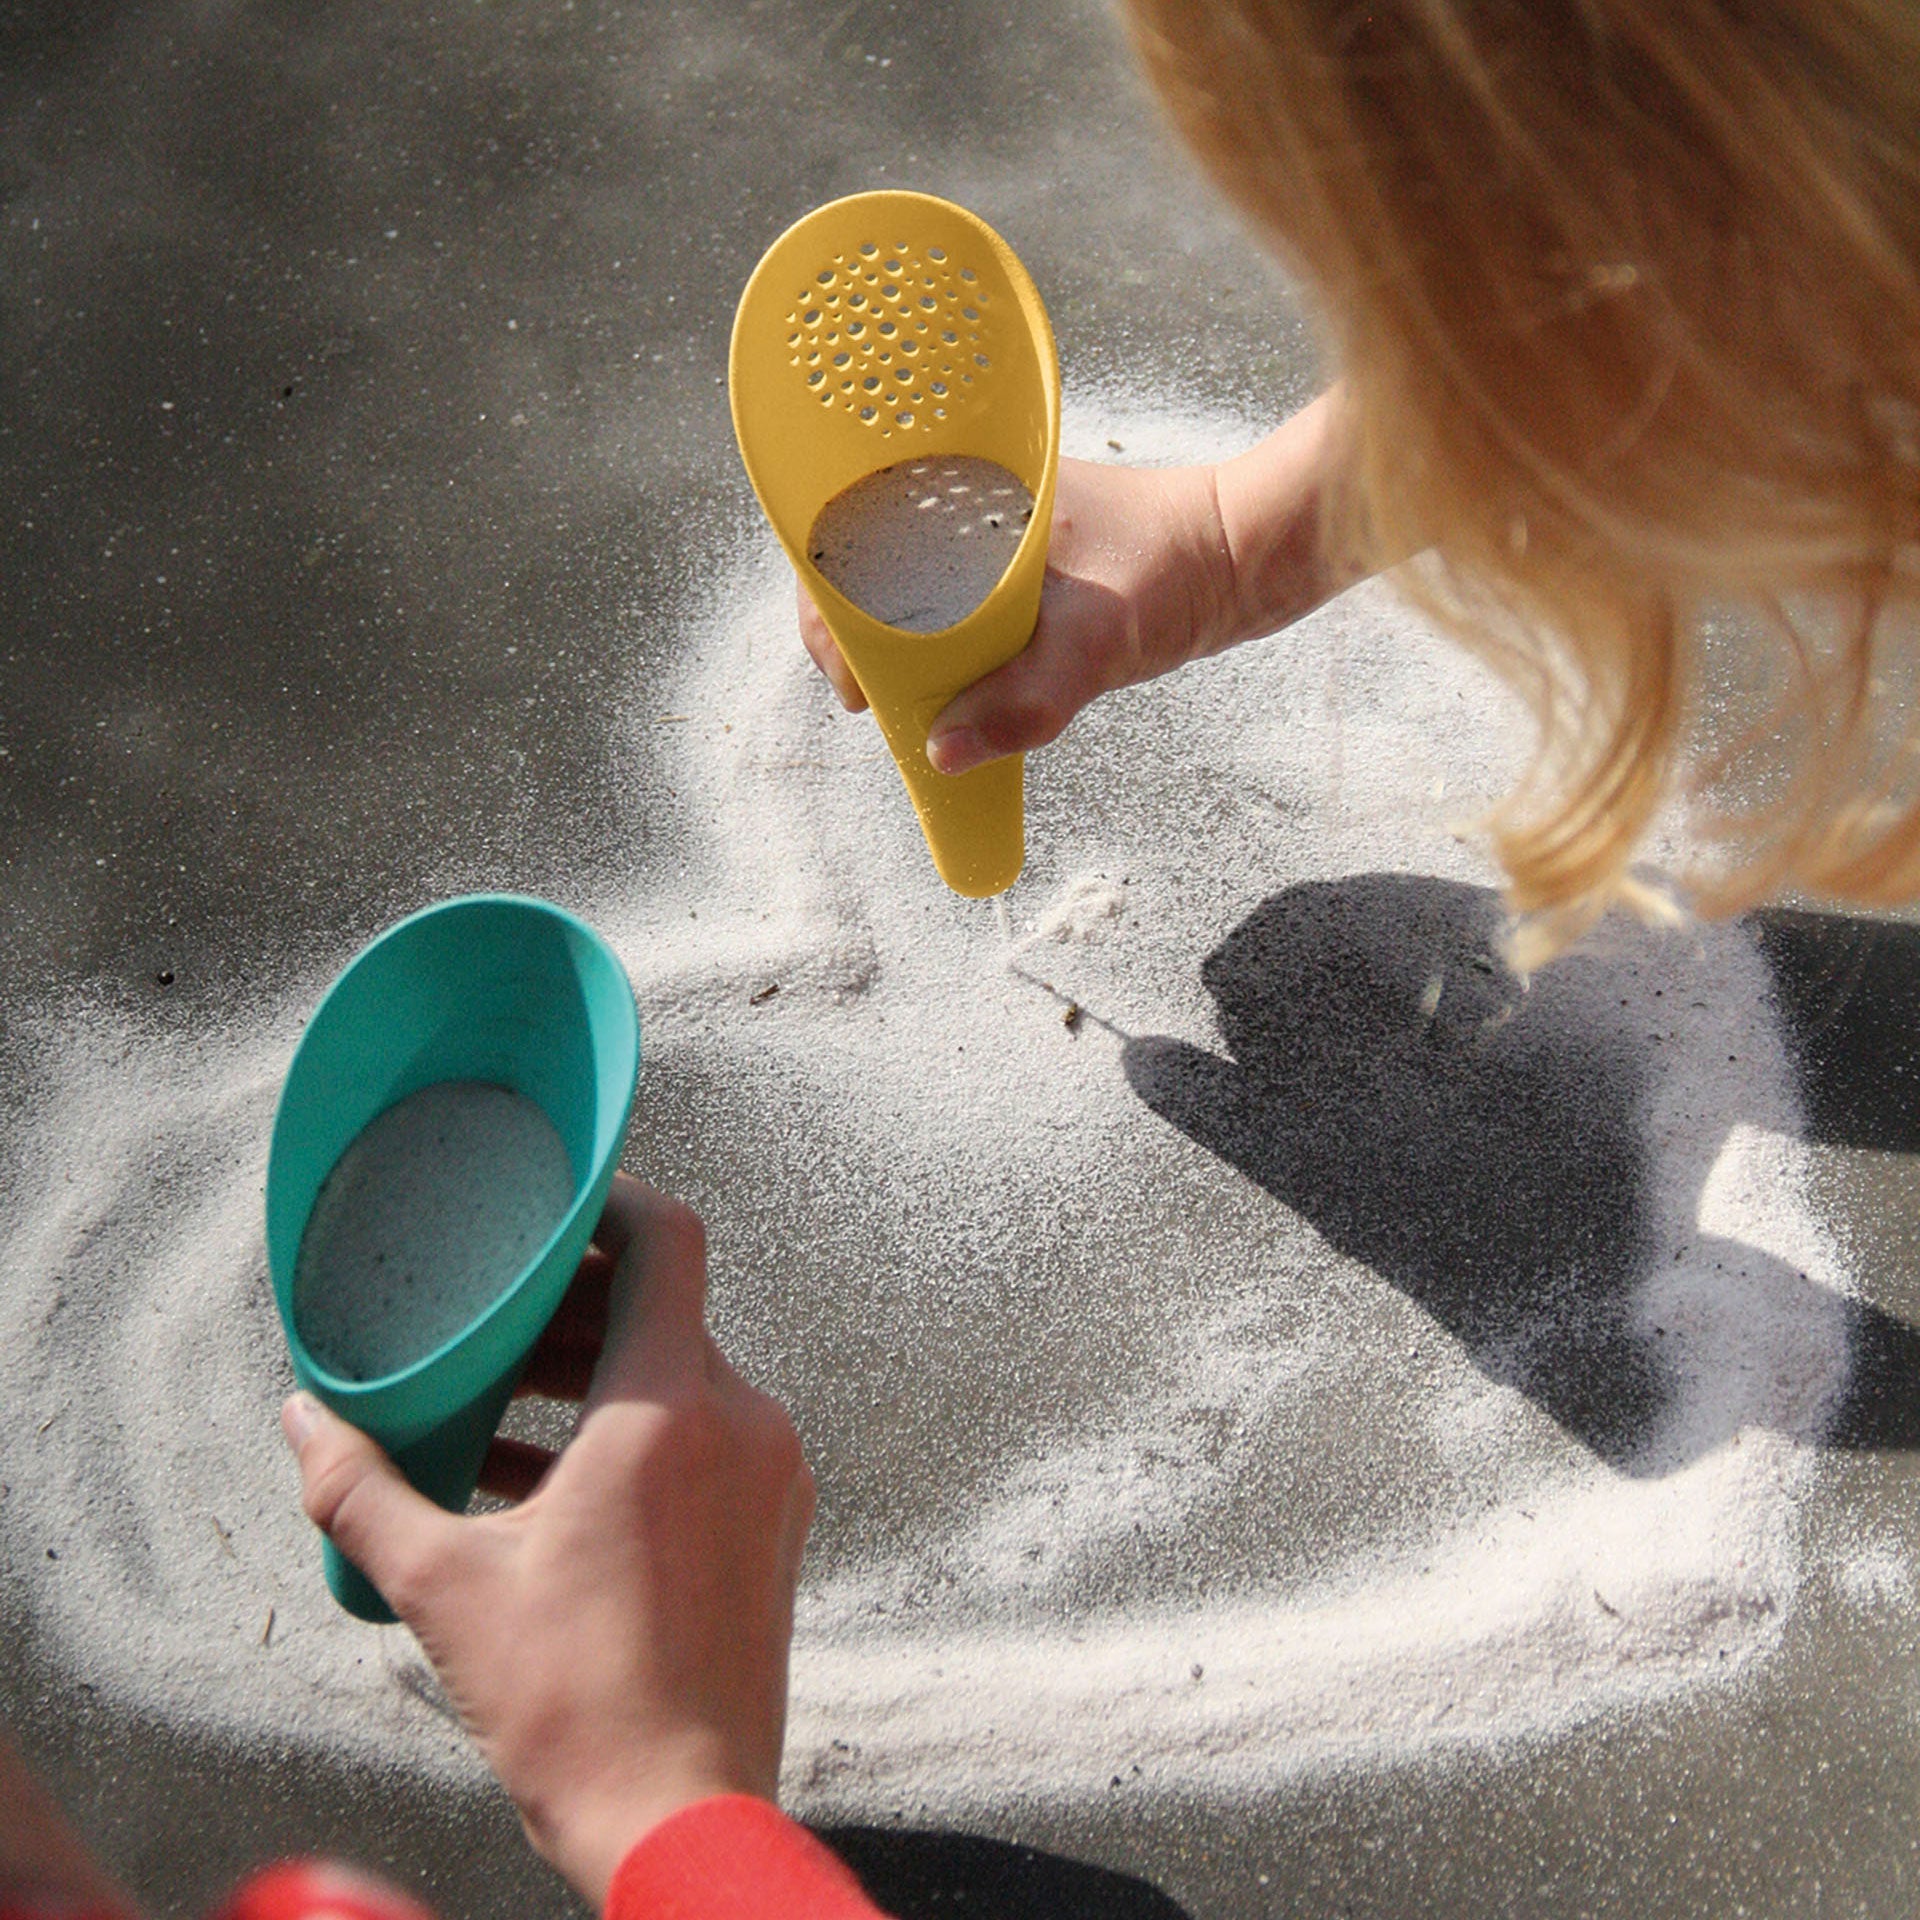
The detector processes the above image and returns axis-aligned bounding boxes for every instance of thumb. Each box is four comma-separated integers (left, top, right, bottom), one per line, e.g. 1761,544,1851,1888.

927,589,1118,775
282,1392,463,1615
926,646,1070,775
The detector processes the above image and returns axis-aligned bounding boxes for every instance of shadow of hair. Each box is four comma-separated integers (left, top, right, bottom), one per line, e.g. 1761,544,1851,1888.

1752,906,1920,1449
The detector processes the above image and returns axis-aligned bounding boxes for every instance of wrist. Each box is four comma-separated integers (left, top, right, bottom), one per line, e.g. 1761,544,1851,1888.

1212,388,1358,647
526,1751,771,1908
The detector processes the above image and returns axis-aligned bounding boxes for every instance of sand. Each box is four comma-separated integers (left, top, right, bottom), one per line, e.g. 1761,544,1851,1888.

292,1081,575,1382
808,456,1033,631
0,394,1861,1826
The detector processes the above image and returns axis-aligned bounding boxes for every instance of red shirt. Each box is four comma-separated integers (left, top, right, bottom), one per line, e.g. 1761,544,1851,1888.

605,1797,885,1919
0,1795,890,1920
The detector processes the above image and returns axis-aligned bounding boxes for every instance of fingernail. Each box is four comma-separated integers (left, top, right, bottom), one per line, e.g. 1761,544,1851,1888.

281,1391,324,1450
927,726,985,776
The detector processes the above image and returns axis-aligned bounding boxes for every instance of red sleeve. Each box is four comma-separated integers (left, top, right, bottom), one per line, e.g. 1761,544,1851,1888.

209,1862,438,1920
606,1796,888,1920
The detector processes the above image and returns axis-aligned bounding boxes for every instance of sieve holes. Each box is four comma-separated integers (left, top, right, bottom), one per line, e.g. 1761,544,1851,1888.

793,243,999,430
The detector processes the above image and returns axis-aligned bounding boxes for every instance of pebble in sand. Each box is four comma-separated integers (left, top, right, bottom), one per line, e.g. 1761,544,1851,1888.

809,455,1034,632
293,1079,575,1382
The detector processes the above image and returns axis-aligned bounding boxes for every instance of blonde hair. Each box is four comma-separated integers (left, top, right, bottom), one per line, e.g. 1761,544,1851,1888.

1123,0,1920,960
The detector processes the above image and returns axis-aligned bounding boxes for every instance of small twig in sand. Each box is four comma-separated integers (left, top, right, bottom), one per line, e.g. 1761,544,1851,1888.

260,1607,275,1648
1006,963,1134,1041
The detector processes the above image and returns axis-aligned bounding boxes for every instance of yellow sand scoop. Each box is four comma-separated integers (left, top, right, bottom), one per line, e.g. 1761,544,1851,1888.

729,191,1060,897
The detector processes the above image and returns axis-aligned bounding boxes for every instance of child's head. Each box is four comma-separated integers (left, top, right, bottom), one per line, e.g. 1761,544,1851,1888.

1125,0,1920,957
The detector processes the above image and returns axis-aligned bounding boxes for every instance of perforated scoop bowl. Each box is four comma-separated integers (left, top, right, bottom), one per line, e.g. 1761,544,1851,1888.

730,191,1060,897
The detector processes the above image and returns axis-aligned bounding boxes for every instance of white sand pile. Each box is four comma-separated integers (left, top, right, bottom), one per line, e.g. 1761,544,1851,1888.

294,1082,574,1383
809,456,1033,631
0,395,1857,1819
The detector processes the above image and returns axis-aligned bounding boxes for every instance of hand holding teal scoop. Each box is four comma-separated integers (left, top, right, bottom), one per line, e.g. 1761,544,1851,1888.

265,894,640,1621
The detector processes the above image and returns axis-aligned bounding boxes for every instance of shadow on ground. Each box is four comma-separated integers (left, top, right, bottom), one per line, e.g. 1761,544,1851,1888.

824,1825,1194,1919
1753,906,1920,1450
1121,873,1920,1472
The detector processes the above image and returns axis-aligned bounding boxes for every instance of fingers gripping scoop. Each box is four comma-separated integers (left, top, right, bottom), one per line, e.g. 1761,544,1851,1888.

730,191,1060,897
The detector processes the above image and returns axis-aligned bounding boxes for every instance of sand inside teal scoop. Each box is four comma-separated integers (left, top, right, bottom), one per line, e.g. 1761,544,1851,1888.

293,1079,575,1382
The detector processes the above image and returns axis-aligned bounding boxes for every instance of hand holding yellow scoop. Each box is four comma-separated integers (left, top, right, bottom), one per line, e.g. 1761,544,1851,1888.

729,191,1060,898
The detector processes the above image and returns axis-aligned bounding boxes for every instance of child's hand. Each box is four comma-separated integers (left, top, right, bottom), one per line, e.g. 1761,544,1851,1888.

797,455,1236,765
282,1175,815,1909
797,390,1352,775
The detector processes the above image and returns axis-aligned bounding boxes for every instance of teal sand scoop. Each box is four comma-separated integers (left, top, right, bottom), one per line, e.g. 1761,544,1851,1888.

265,894,640,1621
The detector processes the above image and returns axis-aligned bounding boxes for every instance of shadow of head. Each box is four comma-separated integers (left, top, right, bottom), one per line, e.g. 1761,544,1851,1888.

1121,873,1668,1470
1121,876,1920,1464
822,1825,1194,1919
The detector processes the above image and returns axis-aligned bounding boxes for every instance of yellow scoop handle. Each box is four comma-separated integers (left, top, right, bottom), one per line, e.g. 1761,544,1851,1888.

729,191,1060,897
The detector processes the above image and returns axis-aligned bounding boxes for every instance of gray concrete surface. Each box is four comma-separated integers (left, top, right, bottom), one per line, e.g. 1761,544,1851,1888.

5,4,1920,1917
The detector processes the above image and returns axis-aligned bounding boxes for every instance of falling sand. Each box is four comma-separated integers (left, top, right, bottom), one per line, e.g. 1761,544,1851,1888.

293,1081,575,1382
808,455,1033,632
